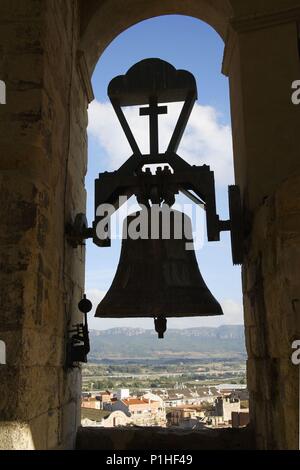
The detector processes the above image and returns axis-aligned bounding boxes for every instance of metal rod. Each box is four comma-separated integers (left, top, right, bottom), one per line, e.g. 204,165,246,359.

167,91,196,153
111,98,141,155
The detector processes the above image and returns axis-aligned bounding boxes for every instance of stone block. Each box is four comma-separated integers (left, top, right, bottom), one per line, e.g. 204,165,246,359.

47,408,61,450
0,22,42,54
61,400,77,445
261,235,278,281
246,358,257,392
244,326,252,357
0,0,42,22
278,214,300,235
263,280,289,358
0,175,38,245
7,88,42,117
58,368,82,406
243,293,257,328
278,236,300,284
0,366,21,419
5,52,43,85
0,421,34,450
17,329,65,367
279,359,298,408
16,366,60,420
28,411,48,449
249,328,266,363
276,175,300,217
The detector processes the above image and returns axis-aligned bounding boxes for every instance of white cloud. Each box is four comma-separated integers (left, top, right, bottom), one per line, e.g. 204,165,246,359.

88,100,234,186
86,288,106,306
221,299,244,324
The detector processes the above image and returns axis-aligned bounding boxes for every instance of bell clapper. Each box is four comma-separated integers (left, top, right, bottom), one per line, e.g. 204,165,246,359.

154,317,167,339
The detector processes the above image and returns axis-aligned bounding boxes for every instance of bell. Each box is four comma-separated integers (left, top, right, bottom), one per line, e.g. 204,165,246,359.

95,207,223,337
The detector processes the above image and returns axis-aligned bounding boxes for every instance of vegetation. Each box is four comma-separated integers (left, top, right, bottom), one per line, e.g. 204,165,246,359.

82,326,247,391
88,325,246,360
82,357,246,391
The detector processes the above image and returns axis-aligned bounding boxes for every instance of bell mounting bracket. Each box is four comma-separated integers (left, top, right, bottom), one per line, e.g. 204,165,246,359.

66,294,92,368
65,213,93,248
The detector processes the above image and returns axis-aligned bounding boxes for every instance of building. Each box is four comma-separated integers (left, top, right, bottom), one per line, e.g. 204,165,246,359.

194,387,220,404
163,387,220,407
115,389,130,401
229,390,249,410
111,397,166,427
81,397,101,410
143,392,166,409
167,406,205,429
232,411,250,429
216,384,247,396
96,390,113,409
81,408,131,428
81,408,111,426
164,391,185,408
214,396,241,423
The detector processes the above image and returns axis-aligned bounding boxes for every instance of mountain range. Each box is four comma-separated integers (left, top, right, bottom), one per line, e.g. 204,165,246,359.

88,325,246,359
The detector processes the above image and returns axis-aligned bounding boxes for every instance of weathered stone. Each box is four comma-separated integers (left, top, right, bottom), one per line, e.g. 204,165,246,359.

1,0,300,452
76,426,255,450
61,401,77,446
47,408,61,450
29,412,48,450
0,422,34,450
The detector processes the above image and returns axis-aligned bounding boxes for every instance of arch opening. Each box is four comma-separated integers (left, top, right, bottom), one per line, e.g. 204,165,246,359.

79,0,233,74
83,14,248,433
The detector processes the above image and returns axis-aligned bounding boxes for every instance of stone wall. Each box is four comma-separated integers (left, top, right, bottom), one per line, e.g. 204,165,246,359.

76,425,255,450
79,0,300,449
244,176,300,449
0,0,88,449
225,18,300,449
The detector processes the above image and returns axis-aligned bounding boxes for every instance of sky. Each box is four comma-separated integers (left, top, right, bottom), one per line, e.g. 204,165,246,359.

85,15,244,330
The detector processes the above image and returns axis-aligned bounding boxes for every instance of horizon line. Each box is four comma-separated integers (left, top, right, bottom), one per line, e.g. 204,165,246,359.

90,324,244,331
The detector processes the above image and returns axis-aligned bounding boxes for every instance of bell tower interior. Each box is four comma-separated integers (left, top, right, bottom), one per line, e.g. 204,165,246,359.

0,0,299,451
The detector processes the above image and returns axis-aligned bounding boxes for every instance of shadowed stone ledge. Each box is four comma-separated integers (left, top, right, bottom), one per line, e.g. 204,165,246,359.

76,425,255,450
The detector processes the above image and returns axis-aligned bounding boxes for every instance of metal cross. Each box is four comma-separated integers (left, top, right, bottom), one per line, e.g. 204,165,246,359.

140,97,168,154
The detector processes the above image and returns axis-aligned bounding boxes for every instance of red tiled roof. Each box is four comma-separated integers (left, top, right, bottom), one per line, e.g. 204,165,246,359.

122,398,156,405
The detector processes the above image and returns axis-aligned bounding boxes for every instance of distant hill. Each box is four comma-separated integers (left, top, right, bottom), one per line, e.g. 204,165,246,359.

89,325,246,359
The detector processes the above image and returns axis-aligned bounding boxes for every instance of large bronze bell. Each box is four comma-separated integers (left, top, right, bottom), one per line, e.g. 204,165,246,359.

95,207,223,337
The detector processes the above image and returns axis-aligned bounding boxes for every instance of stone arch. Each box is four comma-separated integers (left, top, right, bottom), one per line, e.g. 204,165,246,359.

1,0,299,451
77,0,300,450
79,0,233,74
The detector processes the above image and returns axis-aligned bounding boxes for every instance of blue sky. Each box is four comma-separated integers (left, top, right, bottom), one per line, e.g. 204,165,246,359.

85,15,243,330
